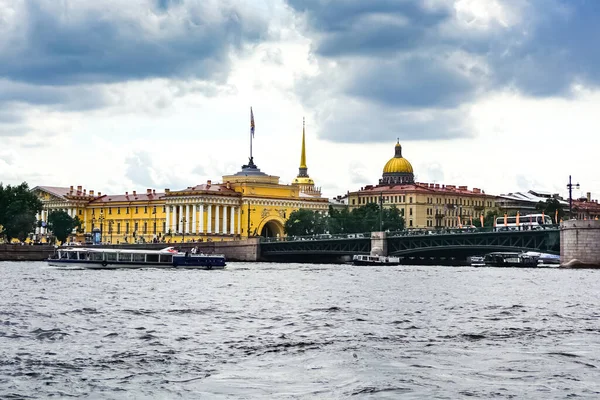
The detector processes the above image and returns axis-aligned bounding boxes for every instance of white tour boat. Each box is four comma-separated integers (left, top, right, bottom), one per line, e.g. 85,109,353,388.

46,247,226,270
352,254,401,266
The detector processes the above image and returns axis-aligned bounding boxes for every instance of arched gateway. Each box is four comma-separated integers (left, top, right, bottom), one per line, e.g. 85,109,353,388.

257,218,285,238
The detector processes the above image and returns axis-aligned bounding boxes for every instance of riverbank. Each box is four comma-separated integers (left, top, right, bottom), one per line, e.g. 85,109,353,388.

0,244,55,261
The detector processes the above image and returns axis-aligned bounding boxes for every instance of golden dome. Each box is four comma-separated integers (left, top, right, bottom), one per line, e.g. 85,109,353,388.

383,157,413,174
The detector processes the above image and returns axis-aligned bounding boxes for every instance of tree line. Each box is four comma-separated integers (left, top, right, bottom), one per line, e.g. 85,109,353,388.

284,203,405,236
0,182,81,244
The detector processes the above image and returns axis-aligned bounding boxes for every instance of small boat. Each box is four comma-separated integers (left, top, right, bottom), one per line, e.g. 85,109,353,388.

172,252,226,270
469,256,486,267
47,247,226,270
352,254,401,266
483,252,539,268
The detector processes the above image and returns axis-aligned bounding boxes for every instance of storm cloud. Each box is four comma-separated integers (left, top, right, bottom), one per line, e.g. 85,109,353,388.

286,0,600,143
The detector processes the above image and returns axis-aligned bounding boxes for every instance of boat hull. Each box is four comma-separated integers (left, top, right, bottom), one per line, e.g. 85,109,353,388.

47,260,172,269
352,260,401,266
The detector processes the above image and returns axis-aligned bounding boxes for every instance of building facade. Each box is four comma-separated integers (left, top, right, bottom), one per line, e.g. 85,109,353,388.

348,142,497,229
32,120,328,243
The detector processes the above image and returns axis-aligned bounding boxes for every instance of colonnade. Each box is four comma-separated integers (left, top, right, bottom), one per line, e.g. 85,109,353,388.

35,208,78,235
165,204,242,235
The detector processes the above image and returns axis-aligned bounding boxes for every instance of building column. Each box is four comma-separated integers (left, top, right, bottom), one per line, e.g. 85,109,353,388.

199,204,204,233
177,205,182,232
215,205,220,234
185,204,190,233
230,206,235,234
166,205,170,234
72,208,77,218
223,205,228,234
238,207,241,235
171,205,177,233
192,204,197,234
207,205,212,233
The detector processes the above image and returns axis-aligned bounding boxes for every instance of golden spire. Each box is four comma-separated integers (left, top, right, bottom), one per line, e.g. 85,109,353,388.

300,117,307,169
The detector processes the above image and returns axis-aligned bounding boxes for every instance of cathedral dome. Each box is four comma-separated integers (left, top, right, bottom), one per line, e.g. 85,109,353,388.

380,141,415,185
383,156,414,174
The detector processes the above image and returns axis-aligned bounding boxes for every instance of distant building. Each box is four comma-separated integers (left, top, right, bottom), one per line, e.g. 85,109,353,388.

348,141,497,229
495,190,568,217
573,193,600,220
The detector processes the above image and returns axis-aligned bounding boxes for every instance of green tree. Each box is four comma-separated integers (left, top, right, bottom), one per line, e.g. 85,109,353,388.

536,198,564,223
284,209,327,236
482,209,500,227
327,205,353,234
381,205,404,231
47,210,81,244
0,182,43,242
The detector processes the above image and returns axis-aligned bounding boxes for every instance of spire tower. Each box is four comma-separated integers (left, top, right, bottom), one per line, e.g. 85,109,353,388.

292,118,320,196
298,117,308,177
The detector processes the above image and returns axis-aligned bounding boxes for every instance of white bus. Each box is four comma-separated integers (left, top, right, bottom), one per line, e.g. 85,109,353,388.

495,213,553,231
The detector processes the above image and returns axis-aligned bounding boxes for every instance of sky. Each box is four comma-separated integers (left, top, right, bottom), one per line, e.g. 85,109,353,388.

1,0,598,201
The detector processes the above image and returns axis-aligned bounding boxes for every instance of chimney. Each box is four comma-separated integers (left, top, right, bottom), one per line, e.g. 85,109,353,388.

83,189,87,195
98,192,101,196
226,181,231,189
587,192,591,202
133,190,136,196
165,188,170,193
77,185,82,193
90,190,94,196
125,191,128,196
435,184,440,189
69,185,74,194
147,189,152,194
153,189,156,195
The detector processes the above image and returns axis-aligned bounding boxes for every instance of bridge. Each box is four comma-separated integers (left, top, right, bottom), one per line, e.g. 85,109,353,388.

260,227,560,263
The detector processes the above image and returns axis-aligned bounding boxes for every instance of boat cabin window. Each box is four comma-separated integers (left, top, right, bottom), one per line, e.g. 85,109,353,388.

105,252,117,261
146,254,159,262
133,254,145,262
159,254,173,263
78,252,89,260
68,252,78,260
91,253,104,261
119,253,132,262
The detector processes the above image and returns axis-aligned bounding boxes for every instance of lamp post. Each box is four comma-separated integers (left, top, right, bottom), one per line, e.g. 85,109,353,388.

379,192,384,231
108,220,113,244
567,175,580,220
98,214,105,243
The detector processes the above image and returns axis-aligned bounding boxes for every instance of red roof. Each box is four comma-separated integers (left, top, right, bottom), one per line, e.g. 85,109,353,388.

89,192,165,203
354,182,487,197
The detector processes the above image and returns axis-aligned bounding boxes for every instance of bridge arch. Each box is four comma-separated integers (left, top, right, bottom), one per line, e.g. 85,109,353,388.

256,216,285,238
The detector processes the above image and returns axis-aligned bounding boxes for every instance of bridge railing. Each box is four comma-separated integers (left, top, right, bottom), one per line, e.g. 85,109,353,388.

260,225,560,243
260,232,371,243
387,224,560,237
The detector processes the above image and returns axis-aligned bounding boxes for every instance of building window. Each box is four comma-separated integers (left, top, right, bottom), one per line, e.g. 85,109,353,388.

117,223,121,234
135,222,138,232
117,208,121,215
409,208,413,216
135,206,139,214
79,210,82,215
143,222,147,234
153,206,156,213
92,209,95,215
162,222,166,233
144,206,147,214
162,206,166,213
409,220,413,227
126,208,129,215
108,208,112,215
126,222,130,233
352,199,356,205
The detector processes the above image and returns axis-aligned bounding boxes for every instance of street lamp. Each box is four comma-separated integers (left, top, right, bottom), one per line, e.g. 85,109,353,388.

379,192,384,231
98,214,105,242
108,220,113,244
567,175,580,220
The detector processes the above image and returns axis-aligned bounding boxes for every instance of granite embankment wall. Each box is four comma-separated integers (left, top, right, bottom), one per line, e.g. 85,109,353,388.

560,220,600,268
0,238,262,262
0,244,55,261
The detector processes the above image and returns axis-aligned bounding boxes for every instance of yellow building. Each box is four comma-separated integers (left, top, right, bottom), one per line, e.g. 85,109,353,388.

32,120,328,243
348,141,497,229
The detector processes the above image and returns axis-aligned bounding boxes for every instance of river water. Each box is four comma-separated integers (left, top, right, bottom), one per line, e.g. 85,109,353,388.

1,262,599,399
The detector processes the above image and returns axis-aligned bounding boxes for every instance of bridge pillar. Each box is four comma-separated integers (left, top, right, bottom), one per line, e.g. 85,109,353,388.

561,220,600,268
371,231,387,256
